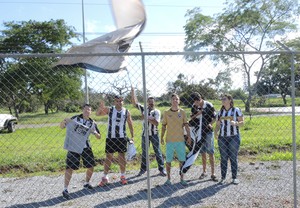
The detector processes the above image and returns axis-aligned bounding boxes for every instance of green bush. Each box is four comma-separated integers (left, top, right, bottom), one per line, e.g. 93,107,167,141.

157,101,170,107
64,104,80,113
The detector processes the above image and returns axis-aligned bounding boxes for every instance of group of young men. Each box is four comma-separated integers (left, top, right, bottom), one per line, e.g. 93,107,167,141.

60,90,219,199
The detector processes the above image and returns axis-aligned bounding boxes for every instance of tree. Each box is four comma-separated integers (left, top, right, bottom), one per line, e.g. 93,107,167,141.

104,73,132,98
0,62,31,117
0,19,78,53
163,73,218,106
184,0,299,112
180,81,218,106
212,70,233,94
256,38,300,104
229,88,248,104
0,20,82,116
167,73,188,95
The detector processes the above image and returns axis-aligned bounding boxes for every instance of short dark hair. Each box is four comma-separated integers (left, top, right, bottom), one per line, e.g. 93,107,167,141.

148,96,155,101
82,103,91,108
114,95,124,100
171,93,179,99
191,92,201,101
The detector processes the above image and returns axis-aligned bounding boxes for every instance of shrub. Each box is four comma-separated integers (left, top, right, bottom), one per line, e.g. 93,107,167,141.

64,104,80,113
157,101,170,107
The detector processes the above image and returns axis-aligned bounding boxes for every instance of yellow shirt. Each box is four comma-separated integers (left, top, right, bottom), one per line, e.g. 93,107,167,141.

162,108,188,142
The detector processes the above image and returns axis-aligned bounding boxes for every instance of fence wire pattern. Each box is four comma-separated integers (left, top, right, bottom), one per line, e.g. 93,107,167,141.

0,52,299,208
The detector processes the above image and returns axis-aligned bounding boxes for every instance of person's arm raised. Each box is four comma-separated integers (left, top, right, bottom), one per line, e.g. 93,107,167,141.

96,100,109,116
130,86,138,108
127,111,134,142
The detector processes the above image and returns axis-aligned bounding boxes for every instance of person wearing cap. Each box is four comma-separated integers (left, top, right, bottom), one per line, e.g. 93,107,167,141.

97,95,134,186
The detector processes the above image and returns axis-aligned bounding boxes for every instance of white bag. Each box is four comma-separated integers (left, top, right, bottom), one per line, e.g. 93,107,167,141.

126,141,137,161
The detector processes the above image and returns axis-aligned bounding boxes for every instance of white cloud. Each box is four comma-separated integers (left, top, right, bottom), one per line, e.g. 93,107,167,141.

104,24,116,32
85,20,100,33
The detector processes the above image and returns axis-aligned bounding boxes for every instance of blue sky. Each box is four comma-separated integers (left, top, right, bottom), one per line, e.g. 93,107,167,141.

0,0,228,52
1,0,298,96
0,0,241,96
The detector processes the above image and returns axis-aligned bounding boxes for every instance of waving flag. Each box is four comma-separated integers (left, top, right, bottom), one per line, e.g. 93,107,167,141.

180,126,205,174
55,0,146,73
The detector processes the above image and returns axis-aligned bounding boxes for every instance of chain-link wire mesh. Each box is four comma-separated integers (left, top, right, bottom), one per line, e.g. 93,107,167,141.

0,52,299,207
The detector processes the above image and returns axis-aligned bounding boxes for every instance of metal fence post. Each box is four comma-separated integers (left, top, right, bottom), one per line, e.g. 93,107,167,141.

277,41,298,208
290,51,298,208
139,43,152,208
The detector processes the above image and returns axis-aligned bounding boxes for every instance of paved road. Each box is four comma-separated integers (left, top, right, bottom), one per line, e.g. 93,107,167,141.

252,106,300,113
15,107,299,130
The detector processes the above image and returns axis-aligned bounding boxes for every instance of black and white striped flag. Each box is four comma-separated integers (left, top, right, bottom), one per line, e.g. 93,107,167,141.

55,0,146,73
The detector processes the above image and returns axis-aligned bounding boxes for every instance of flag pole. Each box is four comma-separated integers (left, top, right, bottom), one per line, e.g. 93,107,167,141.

82,0,89,104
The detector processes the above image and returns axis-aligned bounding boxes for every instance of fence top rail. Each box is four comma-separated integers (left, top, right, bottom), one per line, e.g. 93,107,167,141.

0,50,299,58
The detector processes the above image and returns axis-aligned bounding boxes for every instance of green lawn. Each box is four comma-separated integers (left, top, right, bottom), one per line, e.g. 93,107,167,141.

13,96,300,124
0,113,299,177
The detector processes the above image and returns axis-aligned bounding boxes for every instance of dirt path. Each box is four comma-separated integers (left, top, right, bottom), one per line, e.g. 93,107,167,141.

1,161,299,208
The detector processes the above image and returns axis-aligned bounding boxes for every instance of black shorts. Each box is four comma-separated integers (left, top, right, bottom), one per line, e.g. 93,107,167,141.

105,138,128,153
66,147,95,170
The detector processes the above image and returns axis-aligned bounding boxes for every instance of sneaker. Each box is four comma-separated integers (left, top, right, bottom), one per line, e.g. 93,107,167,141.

180,180,188,186
99,177,109,187
199,172,208,179
211,175,218,182
219,178,226,184
62,189,70,199
137,170,146,177
164,179,171,185
159,170,167,177
120,176,128,185
232,179,239,184
83,183,94,190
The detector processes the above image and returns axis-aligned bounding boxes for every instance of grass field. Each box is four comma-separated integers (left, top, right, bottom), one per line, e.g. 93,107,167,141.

9,97,300,124
1,97,299,177
0,111,299,177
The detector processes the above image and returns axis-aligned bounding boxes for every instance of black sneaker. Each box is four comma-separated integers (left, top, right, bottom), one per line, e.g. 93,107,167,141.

62,190,70,199
137,170,146,176
83,184,94,190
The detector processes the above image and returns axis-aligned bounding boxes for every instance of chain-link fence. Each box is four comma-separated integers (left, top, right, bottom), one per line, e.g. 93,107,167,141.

0,51,299,208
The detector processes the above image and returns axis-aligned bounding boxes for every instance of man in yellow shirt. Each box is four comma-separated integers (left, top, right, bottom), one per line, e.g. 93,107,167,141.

161,93,191,185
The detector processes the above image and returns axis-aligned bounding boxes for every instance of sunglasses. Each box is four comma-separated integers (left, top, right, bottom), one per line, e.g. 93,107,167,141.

221,98,228,101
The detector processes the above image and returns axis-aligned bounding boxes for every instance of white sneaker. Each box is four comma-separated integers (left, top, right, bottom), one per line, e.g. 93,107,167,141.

219,178,226,184
232,179,239,184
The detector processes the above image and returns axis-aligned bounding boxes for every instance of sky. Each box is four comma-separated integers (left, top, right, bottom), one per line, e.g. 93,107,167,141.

0,0,232,96
1,0,298,96
0,0,228,52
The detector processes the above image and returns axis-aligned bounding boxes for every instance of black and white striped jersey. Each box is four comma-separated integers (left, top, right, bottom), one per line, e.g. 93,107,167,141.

107,106,128,139
217,107,243,137
136,103,160,136
189,100,216,134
